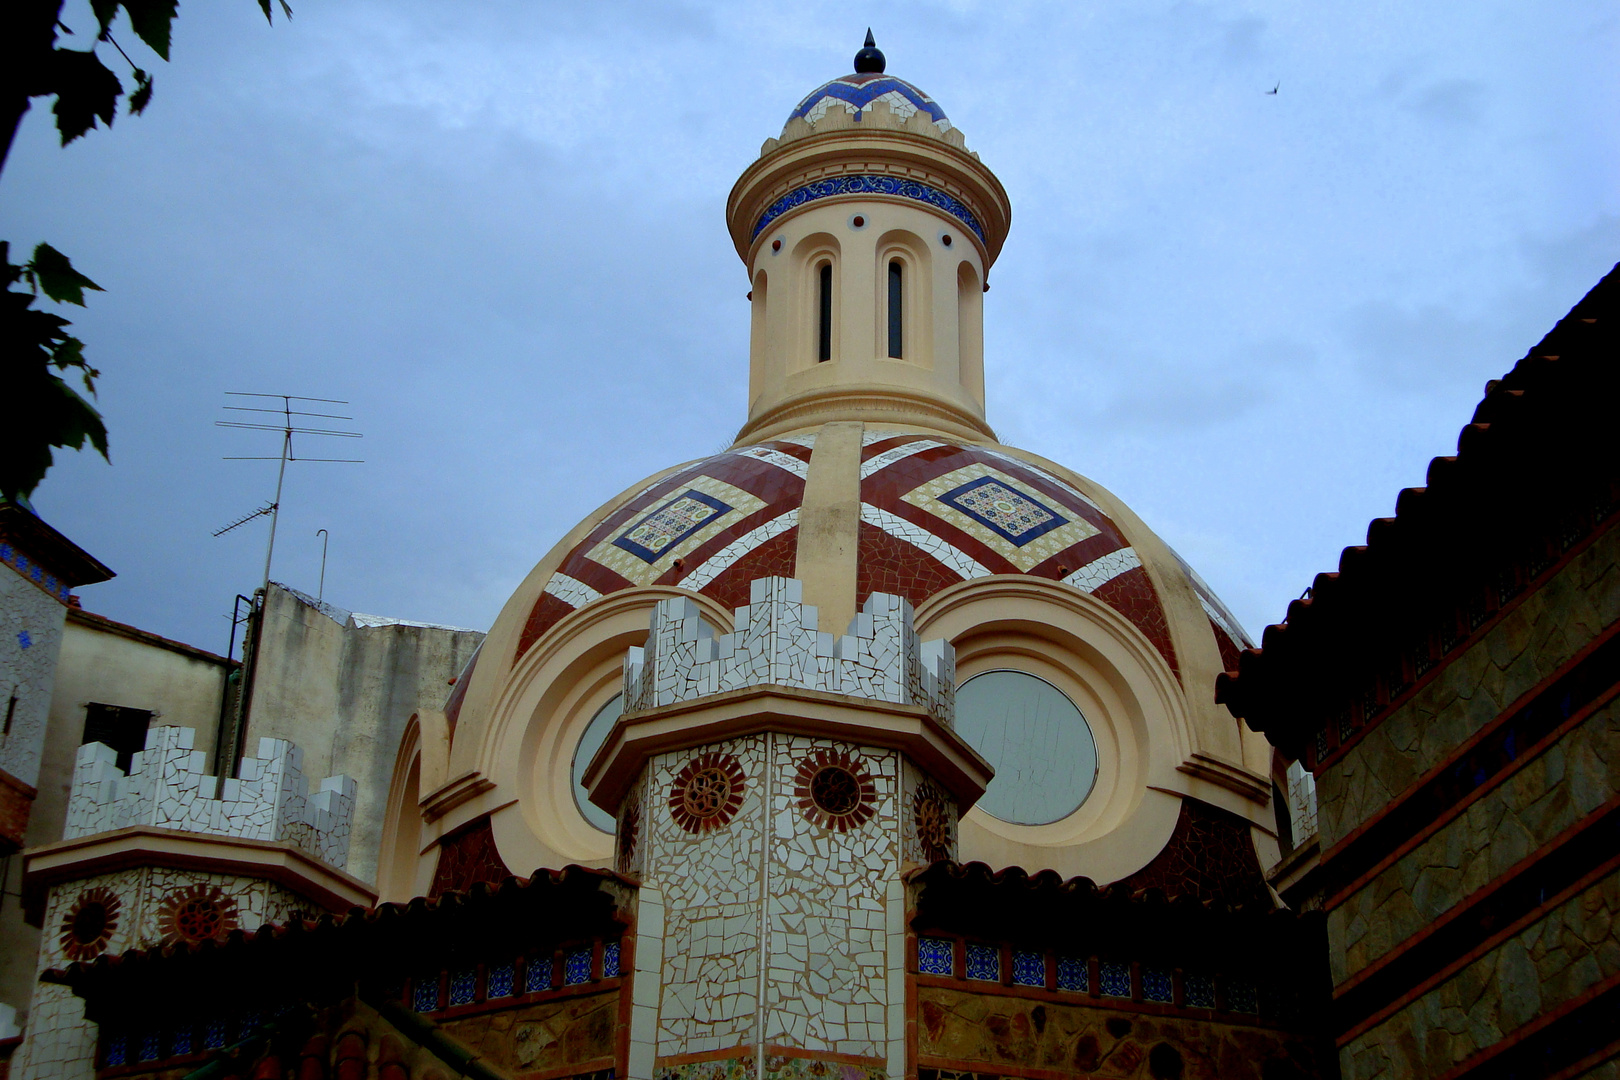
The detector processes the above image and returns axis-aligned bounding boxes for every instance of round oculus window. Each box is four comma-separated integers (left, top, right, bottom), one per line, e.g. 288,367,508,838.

955,670,1098,825
572,694,624,833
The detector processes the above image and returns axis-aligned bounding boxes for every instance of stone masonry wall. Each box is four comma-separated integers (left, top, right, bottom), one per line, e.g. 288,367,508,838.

1316,522,1619,850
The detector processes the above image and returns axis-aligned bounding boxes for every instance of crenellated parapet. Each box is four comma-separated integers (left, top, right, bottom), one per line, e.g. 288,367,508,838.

64,726,357,870
622,577,954,724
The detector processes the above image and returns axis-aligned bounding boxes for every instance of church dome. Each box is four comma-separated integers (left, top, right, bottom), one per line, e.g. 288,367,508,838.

516,433,1250,682
404,36,1273,897
785,73,952,135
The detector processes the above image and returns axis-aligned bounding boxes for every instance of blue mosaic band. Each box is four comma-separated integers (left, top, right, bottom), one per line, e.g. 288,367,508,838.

752,175,985,244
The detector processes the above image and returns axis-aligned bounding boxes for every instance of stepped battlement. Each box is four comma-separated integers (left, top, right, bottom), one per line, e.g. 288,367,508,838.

623,577,955,724
65,726,356,870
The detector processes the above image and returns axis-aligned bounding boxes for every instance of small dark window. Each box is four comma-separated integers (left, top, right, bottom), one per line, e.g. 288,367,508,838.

82,703,154,773
817,263,833,362
887,260,904,358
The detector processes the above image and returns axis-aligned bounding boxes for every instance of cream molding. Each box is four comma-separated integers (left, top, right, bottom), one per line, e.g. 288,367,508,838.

1175,751,1272,805
22,826,376,921
419,769,497,823
584,683,993,811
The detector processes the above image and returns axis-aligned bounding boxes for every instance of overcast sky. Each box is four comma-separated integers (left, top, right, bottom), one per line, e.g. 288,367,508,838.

5,0,1616,658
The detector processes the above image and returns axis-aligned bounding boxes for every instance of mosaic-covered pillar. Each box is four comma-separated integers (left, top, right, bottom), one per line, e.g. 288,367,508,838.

589,578,989,1080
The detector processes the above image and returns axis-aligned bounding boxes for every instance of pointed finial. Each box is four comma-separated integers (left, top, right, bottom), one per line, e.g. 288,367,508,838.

854,29,886,74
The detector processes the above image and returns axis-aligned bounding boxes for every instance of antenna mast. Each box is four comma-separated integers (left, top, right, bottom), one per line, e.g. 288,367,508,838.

214,393,363,599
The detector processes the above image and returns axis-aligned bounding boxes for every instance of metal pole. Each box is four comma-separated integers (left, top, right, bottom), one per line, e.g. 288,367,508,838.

316,529,329,604
260,397,291,600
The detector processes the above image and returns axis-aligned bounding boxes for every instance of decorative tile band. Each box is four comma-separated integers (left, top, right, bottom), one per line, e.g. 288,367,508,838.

752,175,985,242
0,541,73,604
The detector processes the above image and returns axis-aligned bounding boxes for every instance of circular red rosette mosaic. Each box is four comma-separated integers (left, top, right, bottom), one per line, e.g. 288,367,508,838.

618,800,642,872
157,883,240,947
913,781,953,862
60,886,122,962
795,748,878,832
667,751,747,834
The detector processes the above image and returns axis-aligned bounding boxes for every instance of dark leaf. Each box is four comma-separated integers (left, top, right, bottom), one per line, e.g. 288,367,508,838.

122,0,178,61
27,244,104,307
48,48,123,144
90,0,121,37
129,69,153,114
256,0,294,24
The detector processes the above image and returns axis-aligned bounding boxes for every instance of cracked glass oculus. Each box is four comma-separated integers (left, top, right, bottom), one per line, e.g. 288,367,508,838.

955,670,1098,825
572,694,624,833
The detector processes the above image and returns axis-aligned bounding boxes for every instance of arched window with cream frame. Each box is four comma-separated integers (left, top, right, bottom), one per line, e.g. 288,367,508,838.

957,261,984,403
876,232,931,366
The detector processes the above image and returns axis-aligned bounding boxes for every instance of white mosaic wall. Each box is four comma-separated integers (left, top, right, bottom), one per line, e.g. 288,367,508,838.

623,578,955,726
898,758,959,867
761,736,897,1056
0,563,69,789
65,726,356,868
648,734,767,1056
12,866,309,1080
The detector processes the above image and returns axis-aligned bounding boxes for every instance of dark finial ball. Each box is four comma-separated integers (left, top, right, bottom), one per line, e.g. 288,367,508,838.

854,29,886,74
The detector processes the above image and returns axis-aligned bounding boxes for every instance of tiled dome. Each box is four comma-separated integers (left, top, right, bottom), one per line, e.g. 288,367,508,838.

786,73,951,134
516,433,1251,682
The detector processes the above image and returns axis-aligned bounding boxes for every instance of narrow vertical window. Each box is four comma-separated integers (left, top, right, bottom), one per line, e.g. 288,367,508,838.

817,263,833,362
887,260,904,358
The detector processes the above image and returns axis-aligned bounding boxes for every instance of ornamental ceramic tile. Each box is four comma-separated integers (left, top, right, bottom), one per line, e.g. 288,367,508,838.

1142,967,1173,1003
1056,957,1088,993
487,962,516,999
917,938,953,976
901,463,1099,572
1012,950,1045,987
964,944,999,982
564,946,594,985
585,475,767,586
1227,978,1259,1014
1184,971,1216,1009
1100,960,1131,998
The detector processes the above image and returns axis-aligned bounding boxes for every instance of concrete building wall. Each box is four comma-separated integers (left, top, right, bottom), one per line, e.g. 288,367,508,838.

244,584,483,887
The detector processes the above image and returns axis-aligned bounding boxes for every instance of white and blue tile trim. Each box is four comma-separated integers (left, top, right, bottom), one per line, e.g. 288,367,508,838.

752,174,986,243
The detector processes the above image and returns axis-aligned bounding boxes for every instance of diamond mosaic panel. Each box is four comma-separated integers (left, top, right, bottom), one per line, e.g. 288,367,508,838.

1100,960,1132,998
564,946,593,985
965,943,1000,982
1056,956,1088,993
526,957,551,994
938,476,1067,545
413,977,440,1012
1184,972,1216,1009
1143,967,1173,1003
1012,950,1045,987
1227,978,1259,1014
486,962,515,999
449,968,477,1007
613,490,733,563
603,940,621,977
104,1035,127,1067
917,937,954,976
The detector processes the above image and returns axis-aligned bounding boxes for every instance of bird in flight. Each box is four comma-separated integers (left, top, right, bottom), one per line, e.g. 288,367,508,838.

1265,82,1279,95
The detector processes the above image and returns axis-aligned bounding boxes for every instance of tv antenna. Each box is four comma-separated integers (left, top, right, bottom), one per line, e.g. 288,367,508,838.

214,393,363,600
